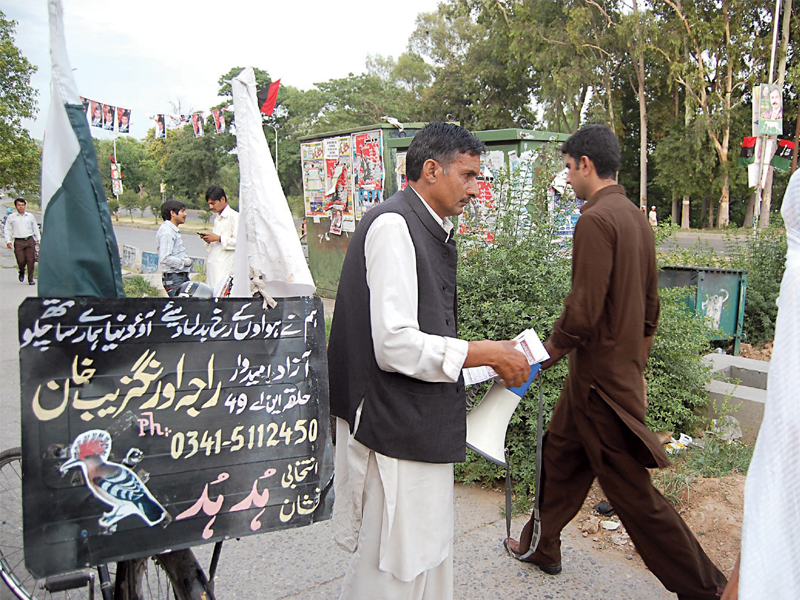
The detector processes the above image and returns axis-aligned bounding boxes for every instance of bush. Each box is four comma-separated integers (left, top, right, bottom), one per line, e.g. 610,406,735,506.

455,146,717,507
123,275,162,297
725,224,787,345
645,287,715,432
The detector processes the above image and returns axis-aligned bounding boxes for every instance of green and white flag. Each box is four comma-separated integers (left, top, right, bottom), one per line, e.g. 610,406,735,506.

39,0,124,298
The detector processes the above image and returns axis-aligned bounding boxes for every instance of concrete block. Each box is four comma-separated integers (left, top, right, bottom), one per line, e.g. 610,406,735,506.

702,354,769,444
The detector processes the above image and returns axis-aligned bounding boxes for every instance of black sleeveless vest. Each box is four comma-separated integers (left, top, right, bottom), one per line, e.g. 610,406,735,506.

327,186,466,463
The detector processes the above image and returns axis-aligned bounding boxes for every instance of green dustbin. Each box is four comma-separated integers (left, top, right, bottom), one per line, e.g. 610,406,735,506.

658,266,748,355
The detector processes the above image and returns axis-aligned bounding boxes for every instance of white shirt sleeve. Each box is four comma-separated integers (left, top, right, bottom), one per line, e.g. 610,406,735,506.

3,215,12,245
30,214,40,243
365,213,468,383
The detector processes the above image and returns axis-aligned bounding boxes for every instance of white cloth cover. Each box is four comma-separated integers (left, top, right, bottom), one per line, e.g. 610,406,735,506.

739,169,800,599
230,67,315,298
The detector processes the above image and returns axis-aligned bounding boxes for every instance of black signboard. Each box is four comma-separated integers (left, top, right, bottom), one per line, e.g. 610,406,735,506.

19,297,333,578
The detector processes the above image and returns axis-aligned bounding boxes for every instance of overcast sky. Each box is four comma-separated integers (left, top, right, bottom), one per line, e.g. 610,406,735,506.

5,0,443,141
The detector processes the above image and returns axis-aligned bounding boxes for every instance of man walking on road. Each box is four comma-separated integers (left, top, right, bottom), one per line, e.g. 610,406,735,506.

504,125,727,600
156,199,193,296
4,198,39,285
327,122,530,600
199,185,238,294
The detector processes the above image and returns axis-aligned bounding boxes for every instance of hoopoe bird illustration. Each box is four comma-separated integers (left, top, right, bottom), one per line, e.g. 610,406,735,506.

60,429,169,528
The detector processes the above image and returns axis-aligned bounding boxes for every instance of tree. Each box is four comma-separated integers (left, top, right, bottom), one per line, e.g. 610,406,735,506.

107,198,120,221
0,12,39,194
409,2,537,129
659,0,771,227
119,190,140,222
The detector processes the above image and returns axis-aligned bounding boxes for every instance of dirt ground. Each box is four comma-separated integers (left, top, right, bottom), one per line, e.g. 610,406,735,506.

737,342,772,361
574,474,745,578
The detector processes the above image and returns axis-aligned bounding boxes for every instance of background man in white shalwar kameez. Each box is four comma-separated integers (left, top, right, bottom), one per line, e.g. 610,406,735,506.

721,170,800,600
327,122,530,600
199,184,238,292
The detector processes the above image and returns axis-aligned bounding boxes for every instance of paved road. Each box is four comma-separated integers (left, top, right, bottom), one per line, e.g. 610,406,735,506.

113,222,207,256
661,231,742,255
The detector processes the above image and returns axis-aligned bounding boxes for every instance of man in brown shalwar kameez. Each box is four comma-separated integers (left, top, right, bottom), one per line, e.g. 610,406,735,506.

504,125,727,600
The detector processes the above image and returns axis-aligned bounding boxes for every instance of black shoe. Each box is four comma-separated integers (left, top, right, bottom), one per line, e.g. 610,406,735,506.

503,538,562,575
29,280,35,286
19,274,24,282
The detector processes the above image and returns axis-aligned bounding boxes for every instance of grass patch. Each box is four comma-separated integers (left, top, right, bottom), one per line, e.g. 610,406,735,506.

651,436,753,508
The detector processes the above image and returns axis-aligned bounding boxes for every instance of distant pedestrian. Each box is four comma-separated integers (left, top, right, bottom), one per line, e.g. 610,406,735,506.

649,206,658,228
199,185,239,294
156,199,193,296
4,198,40,285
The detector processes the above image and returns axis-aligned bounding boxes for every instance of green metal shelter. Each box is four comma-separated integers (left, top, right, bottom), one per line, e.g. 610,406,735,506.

299,125,567,298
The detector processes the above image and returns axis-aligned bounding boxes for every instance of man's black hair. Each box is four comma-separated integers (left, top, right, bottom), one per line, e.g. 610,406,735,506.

560,124,621,180
405,122,485,182
205,185,226,202
161,199,186,221
14,198,26,205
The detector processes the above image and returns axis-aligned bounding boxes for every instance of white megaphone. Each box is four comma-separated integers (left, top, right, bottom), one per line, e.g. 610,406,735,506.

466,364,540,467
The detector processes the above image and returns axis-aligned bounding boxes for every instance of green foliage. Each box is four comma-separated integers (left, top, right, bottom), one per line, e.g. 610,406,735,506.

651,438,753,508
123,276,161,298
286,195,304,219
118,190,141,221
645,287,715,433
107,198,119,221
725,224,787,345
0,12,40,194
199,209,212,225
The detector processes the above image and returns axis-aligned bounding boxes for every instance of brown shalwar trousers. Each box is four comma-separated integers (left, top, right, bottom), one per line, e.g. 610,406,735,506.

516,390,726,600
14,237,35,283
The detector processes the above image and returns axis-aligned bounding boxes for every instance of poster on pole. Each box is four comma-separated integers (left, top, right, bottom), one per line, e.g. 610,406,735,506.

19,296,333,578
757,84,783,136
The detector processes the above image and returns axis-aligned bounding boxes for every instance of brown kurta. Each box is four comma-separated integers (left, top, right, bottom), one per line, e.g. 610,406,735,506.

547,184,668,468
515,184,727,600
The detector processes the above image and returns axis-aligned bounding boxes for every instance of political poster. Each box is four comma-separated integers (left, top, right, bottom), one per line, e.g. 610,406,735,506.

117,107,131,133
103,104,115,131
89,100,103,129
352,130,384,218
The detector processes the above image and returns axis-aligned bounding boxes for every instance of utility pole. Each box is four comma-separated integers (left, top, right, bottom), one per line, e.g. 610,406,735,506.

754,0,787,229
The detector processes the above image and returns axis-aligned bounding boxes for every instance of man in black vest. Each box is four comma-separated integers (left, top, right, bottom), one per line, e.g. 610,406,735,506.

327,122,530,599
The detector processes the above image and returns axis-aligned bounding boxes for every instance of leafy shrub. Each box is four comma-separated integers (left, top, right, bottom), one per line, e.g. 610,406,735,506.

725,224,787,345
645,287,715,433
123,275,162,298
455,145,716,505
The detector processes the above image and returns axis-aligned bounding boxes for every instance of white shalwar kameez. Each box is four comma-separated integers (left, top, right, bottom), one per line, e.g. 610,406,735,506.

332,190,468,600
739,170,800,599
205,205,239,291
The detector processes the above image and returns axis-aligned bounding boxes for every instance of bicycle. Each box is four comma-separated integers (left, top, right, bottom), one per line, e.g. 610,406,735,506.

0,447,218,600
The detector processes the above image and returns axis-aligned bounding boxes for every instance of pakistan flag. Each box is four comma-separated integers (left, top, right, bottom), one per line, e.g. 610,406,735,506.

38,0,124,298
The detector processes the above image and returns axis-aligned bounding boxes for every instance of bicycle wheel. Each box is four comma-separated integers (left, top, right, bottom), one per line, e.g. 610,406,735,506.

114,550,215,600
0,448,213,600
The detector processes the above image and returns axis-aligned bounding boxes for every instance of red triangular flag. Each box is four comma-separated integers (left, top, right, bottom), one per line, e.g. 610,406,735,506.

259,79,281,116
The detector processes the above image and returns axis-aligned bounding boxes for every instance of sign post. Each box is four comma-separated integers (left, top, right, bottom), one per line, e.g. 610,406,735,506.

19,297,333,578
